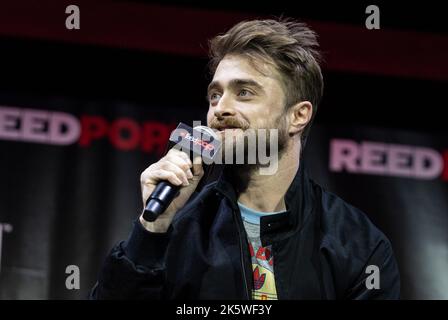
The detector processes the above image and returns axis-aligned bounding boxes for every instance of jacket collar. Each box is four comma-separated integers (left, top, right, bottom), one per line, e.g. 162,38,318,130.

213,160,315,242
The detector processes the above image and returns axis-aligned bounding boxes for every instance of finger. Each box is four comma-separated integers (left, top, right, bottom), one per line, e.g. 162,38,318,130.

166,149,192,167
178,151,193,166
151,169,184,186
164,154,192,173
159,161,190,186
140,165,155,185
164,153,194,181
163,158,192,182
192,156,204,177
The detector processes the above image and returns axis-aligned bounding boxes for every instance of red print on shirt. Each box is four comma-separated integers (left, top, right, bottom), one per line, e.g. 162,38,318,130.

253,266,266,290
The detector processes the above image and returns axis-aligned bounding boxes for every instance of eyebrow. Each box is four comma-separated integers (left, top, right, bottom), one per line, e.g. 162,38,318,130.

207,79,264,95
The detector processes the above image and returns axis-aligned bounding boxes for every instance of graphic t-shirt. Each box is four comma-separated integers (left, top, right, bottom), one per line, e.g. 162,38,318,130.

238,202,284,300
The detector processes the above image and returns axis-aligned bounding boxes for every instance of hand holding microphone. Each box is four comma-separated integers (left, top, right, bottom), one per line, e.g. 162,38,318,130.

139,148,203,233
139,123,221,233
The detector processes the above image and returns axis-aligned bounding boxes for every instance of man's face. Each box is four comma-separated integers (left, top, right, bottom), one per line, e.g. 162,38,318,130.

206,54,289,163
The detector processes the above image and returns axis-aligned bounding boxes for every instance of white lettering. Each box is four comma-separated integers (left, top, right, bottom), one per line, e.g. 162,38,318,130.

0,106,81,146
361,142,386,174
414,147,443,179
329,139,359,172
330,139,444,180
0,106,20,139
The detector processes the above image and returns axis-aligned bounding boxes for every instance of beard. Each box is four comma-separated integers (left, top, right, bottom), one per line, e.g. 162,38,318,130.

210,112,289,193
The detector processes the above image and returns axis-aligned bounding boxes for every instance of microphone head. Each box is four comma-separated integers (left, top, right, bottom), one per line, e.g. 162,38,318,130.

193,125,219,140
169,123,222,163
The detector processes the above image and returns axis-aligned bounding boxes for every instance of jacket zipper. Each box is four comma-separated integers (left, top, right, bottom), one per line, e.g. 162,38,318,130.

233,207,251,300
216,189,251,299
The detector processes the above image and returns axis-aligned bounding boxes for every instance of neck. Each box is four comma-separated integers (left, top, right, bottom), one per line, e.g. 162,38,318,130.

235,140,301,213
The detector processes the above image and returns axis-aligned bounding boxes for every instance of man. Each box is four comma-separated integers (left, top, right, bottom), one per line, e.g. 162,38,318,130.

91,19,400,299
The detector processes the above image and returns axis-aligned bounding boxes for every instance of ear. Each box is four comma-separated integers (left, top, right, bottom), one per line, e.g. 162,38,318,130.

287,101,313,135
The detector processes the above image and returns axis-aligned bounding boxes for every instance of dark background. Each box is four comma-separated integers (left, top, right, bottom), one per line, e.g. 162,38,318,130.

0,0,447,299
1,1,447,133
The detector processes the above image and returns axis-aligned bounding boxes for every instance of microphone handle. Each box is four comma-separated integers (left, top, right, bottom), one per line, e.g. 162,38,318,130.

142,181,180,222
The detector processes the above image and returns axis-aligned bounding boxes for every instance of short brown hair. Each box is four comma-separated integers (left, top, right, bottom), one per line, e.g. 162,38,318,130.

208,18,324,147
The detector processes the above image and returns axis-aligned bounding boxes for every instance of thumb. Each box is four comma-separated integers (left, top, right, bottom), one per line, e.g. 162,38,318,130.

191,156,204,181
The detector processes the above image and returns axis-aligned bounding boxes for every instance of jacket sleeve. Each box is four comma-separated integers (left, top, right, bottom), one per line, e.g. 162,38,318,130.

346,239,401,300
89,220,172,300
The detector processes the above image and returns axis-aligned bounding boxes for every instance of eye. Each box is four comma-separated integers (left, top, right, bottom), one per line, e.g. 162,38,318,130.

208,92,221,104
238,89,253,97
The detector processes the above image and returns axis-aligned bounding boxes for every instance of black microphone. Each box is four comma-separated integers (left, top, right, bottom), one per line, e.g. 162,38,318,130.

142,123,222,222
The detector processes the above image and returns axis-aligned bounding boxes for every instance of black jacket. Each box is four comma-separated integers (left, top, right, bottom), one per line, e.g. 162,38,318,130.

91,163,400,299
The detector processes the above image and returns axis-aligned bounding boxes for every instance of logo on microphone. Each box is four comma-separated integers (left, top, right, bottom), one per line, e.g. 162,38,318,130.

180,131,215,151
170,122,280,175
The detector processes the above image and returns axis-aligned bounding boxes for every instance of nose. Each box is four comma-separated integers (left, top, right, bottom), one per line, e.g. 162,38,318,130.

214,96,236,120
